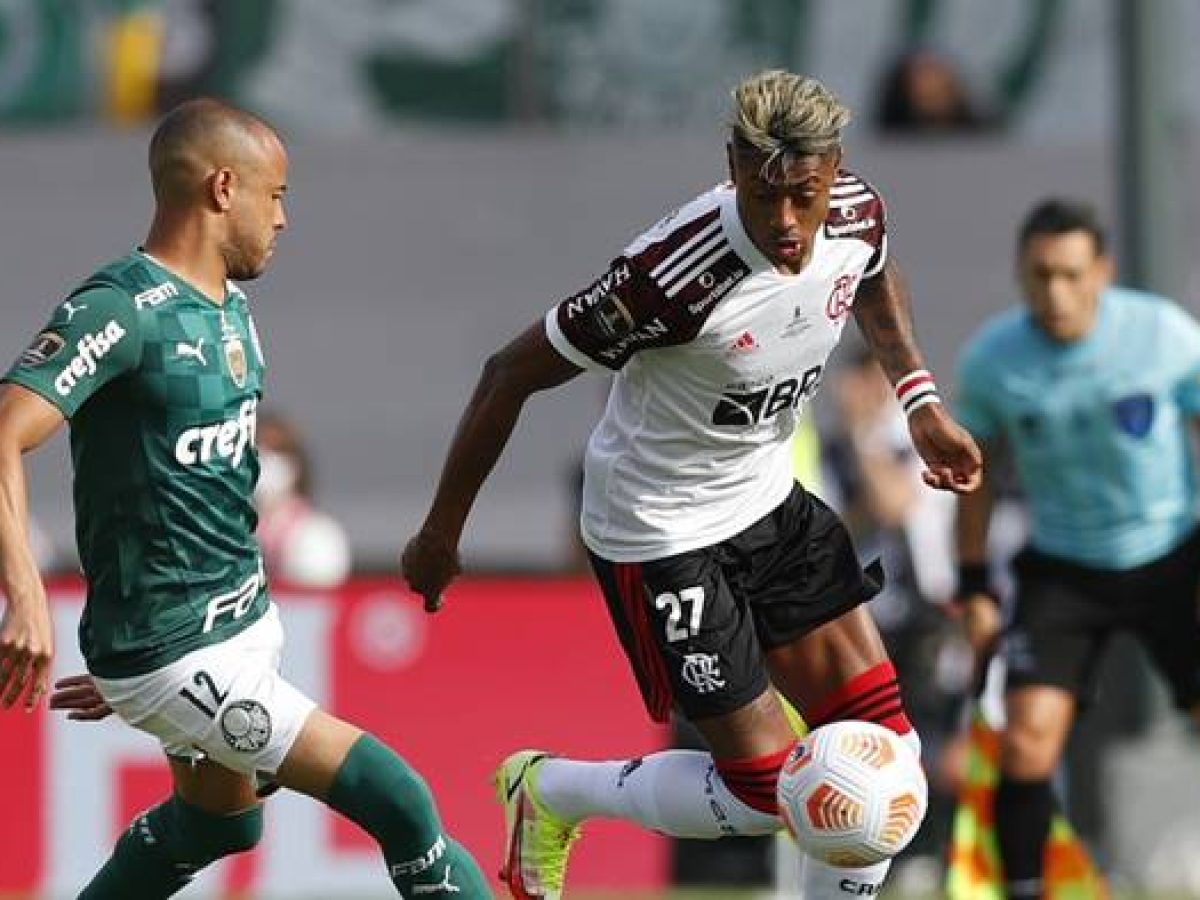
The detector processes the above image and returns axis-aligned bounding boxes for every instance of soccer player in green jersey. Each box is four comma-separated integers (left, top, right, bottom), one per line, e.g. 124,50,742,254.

0,99,490,899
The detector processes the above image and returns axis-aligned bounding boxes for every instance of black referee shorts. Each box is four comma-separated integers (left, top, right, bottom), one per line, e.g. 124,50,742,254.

1004,529,1200,710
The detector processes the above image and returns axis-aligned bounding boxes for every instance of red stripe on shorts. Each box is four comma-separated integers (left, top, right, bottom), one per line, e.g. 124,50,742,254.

615,562,674,723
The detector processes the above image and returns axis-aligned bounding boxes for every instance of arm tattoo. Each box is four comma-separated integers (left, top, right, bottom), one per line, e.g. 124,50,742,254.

852,258,926,383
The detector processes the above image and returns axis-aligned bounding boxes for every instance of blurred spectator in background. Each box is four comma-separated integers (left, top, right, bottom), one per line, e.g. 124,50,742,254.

256,411,351,588
875,47,996,135
28,516,55,573
822,349,966,886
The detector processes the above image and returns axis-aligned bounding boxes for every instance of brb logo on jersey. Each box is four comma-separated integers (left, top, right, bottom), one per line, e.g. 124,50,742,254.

712,365,823,427
54,321,128,396
175,398,258,468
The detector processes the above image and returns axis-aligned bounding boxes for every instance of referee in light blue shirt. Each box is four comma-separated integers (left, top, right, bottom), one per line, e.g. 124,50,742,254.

953,198,1200,899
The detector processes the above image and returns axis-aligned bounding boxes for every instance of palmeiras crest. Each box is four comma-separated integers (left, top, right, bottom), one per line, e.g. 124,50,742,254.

220,699,272,752
224,336,248,388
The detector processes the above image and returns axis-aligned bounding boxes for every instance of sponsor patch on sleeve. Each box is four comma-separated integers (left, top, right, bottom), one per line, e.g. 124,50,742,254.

580,293,636,343
17,331,66,368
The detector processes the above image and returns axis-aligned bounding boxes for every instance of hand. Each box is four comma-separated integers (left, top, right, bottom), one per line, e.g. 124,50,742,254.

401,529,462,614
49,673,113,721
0,588,54,711
908,403,983,494
959,593,1002,662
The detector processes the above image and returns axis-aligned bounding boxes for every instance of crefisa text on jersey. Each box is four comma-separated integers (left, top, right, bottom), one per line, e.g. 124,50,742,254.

174,397,259,468
53,320,127,397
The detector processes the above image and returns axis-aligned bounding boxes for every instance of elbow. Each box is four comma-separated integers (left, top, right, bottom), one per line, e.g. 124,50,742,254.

481,351,514,389
479,351,534,405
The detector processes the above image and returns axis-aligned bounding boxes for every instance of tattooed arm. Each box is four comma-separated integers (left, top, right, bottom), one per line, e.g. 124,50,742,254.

852,257,928,382
853,258,983,493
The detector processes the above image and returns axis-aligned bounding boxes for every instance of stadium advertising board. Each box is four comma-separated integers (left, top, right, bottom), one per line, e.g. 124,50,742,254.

0,578,668,895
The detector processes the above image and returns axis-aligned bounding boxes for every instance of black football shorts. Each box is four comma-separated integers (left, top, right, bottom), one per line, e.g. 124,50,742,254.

588,484,882,724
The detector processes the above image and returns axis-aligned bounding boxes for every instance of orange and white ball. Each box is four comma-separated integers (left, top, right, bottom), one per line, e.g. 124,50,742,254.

776,720,928,866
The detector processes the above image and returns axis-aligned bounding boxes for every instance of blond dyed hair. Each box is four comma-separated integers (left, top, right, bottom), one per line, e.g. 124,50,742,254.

730,70,850,175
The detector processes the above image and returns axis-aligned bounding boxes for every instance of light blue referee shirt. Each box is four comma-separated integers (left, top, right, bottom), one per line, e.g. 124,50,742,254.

956,287,1200,570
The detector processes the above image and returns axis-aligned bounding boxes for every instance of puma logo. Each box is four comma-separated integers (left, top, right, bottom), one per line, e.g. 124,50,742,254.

412,864,461,895
61,300,88,322
175,337,207,366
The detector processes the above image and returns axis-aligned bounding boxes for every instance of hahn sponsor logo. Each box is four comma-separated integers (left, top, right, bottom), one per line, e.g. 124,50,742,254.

598,317,669,362
565,264,632,318
53,321,127,396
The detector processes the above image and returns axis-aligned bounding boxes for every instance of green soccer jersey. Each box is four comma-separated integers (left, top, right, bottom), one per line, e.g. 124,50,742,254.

3,251,269,677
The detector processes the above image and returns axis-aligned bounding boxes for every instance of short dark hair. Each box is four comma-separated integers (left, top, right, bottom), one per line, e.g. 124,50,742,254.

148,97,276,204
1017,198,1108,256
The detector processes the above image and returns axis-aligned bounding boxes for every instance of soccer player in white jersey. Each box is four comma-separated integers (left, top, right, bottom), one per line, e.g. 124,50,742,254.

402,70,982,898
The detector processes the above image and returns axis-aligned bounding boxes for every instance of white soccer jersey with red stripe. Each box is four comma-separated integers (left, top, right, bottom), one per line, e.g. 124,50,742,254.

546,173,887,561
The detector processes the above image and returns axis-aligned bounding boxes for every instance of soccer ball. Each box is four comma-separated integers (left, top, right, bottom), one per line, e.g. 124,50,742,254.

776,720,927,866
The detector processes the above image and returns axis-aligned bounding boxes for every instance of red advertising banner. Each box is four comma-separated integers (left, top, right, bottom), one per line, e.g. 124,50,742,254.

0,577,670,896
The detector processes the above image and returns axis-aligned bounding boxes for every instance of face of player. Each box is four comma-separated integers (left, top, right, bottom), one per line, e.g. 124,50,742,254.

727,145,841,275
224,133,289,282
1018,230,1112,343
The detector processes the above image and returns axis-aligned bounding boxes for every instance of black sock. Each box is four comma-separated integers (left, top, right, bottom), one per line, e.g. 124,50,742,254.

995,776,1054,898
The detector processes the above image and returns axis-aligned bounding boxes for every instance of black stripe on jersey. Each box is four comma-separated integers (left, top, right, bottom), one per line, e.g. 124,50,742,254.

824,170,885,251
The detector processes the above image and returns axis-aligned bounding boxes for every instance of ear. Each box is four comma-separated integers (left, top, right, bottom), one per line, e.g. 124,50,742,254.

1096,252,1116,287
209,167,236,212
827,146,844,174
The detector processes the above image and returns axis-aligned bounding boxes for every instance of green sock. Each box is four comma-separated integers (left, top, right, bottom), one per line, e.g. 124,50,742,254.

78,797,262,899
327,734,492,897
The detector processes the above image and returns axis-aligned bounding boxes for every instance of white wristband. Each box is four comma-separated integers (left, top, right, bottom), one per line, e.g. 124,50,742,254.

895,369,942,416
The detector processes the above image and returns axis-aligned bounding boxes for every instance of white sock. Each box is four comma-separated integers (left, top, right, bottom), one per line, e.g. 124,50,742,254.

897,727,922,761
535,750,781,838
800,857,891,897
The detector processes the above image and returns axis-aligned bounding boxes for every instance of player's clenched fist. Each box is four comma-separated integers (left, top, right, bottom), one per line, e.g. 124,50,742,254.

0,592,53,711
401,530,462,613
907,403,983,494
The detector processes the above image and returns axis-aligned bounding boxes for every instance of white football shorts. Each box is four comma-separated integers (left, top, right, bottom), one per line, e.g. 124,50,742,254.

93,603,317,776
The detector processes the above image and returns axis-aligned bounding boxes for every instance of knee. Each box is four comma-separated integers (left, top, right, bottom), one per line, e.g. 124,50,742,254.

327,734,441,842
216,805,264,856
1000,719,1061,780
372,767,436,835
169,799,264,862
